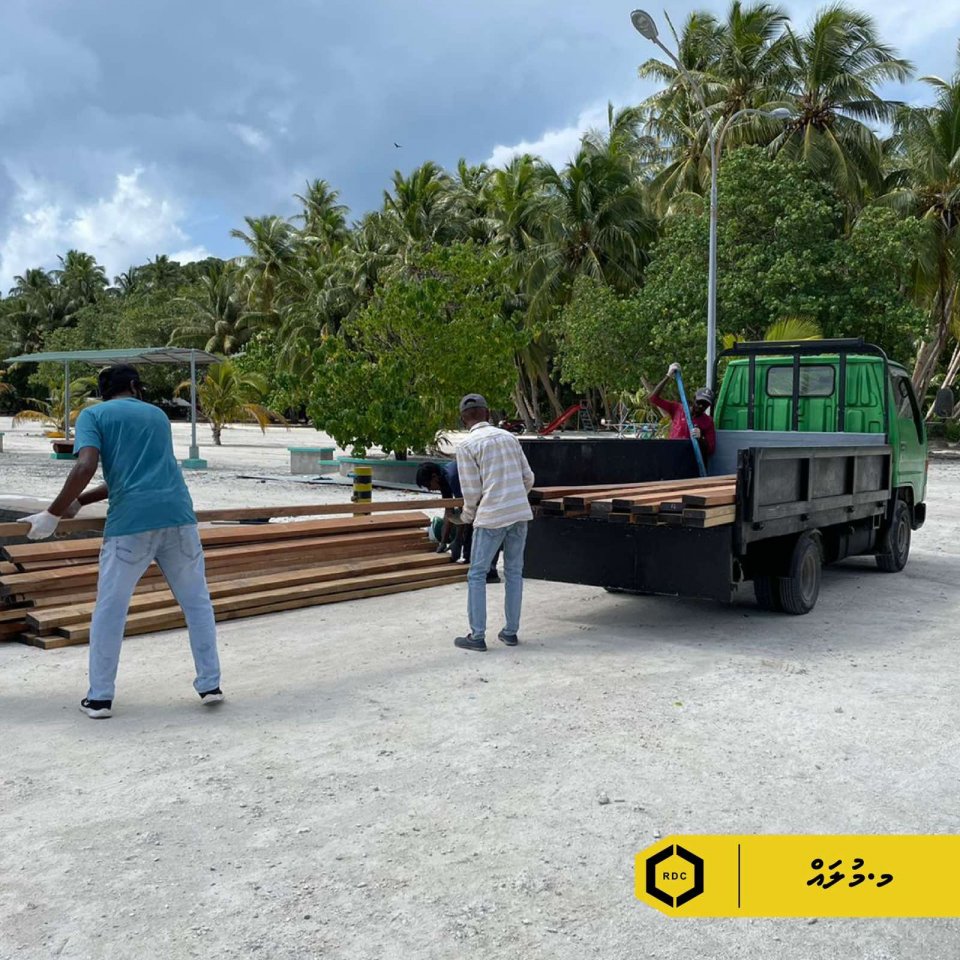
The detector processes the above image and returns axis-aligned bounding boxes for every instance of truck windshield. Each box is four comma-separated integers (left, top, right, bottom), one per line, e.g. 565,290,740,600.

766,365,835,398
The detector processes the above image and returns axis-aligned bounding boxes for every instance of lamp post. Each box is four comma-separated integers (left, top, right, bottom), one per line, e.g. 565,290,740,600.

631,10,791,389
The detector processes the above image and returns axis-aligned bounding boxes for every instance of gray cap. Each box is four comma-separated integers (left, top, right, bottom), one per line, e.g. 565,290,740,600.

695,387,715,405
459,393,488,413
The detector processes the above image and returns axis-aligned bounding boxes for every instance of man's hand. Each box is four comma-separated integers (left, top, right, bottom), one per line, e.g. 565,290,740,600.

691,427,702,439
61,499,82,519
21,511,60,541
668,362,681,377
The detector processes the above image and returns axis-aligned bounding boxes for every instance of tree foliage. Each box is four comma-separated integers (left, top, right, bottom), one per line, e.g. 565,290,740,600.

308,244,526,454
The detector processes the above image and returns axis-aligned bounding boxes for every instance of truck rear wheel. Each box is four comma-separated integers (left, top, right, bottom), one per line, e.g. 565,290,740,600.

876,499,911,573
779,533,821,615
753,575,782,611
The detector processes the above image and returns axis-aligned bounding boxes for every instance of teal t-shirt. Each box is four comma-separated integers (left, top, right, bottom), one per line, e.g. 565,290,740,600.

73,398,196,538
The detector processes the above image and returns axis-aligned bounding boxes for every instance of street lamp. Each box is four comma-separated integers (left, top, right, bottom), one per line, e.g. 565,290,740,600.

631,10,791,389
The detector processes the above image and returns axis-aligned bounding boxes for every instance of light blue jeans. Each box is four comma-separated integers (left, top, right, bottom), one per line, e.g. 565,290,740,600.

88,524,221,701
468,521,528,641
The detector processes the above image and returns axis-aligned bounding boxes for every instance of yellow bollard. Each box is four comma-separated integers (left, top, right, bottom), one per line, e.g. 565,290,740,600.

350,465,373,516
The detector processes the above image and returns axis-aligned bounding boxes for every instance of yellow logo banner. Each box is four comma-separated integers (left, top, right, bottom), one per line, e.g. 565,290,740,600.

635,835,960,917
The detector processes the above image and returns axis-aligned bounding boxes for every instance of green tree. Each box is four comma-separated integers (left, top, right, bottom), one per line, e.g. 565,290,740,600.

773,5,911,200
54,250,108,306
230,215,298,317
881,46,960,403
308,244,525,455
171,261,260,354
572,149,925,387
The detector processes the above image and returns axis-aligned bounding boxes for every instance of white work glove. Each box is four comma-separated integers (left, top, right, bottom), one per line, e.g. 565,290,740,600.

61,499,81,519
668,362,681,377
22,511,60,540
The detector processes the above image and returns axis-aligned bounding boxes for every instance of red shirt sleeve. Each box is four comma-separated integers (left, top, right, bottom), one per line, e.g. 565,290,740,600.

649,394,680,417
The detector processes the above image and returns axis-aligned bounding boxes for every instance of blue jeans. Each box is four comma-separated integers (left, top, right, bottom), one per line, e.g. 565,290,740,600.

467,521,528,640
88,525,221,701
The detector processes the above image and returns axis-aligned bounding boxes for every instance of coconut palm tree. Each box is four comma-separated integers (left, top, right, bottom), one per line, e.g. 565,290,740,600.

382,161,462,247
294,179,350,254
771,5,912,201
54,250,108,305
880,46,960,404
230,216,298,318
13,378,99,433
176,360,285,445
171,262,261,354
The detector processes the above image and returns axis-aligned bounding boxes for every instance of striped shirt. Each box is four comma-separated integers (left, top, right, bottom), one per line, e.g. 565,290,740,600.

456,422,535,528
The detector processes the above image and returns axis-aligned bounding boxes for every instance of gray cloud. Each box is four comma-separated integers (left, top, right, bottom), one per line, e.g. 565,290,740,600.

1,0,957,288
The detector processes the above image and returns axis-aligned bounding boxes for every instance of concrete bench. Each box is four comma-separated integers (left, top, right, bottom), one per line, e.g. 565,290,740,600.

288,446,336,474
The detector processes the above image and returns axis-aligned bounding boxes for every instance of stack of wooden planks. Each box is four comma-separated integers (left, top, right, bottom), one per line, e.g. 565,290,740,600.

531,475,737,527
0,503,465,650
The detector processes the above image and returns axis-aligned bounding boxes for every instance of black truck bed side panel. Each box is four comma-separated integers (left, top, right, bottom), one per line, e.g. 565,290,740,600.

524,515,734,602
736,444,891,547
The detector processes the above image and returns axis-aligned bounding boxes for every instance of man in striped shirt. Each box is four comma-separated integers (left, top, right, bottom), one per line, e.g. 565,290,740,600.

454,394,535,652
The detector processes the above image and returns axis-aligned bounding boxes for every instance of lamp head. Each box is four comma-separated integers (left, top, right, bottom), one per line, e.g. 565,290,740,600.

631,9,659,41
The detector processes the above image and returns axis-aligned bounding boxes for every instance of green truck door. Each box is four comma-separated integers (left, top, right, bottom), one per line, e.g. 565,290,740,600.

890,373,926,501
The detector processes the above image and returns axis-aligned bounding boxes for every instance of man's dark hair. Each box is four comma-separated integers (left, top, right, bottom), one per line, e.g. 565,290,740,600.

98,364,142,400
416,462,453,498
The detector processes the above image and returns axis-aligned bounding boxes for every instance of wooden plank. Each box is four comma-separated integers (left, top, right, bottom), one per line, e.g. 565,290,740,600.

3,513,430,565
680,489,736,508
529,483,661,505
0,528,429,596
43,568,467,647
592,482,733,517
682,506,736,528
630,486,736,515
608,476,735,511
27,553,453,631
0,499,462,539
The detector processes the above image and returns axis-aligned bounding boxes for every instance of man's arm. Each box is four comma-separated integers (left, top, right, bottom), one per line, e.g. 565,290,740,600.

643,364,681,413
21,447,101,540
77,483,109,508
49,447,101,516
518,445,535,493
456,445,482,526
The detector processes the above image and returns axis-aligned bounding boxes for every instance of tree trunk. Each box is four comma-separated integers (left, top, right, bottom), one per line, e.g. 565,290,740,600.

912,274,957,404
212,422,222,446
537,361,564,419
512,380,535,431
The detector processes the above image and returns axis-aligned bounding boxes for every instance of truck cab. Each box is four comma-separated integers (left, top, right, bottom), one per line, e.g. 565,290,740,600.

714,342,927,529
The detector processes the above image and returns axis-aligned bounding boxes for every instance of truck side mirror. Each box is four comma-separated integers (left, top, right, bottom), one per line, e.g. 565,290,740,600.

934,387,955,418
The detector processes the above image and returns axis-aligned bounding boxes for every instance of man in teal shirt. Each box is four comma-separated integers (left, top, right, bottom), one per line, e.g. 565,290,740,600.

22,364,222,718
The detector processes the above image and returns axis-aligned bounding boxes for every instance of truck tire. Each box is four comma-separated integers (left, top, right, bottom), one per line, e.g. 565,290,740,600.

779,533,821,615
876,500,911,573
753,575,782,611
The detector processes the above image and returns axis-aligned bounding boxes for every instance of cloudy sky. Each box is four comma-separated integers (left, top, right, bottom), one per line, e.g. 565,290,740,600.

2,0,958,290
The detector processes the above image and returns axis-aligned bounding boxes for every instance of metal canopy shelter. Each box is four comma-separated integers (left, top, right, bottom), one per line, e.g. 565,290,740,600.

3,347,220,469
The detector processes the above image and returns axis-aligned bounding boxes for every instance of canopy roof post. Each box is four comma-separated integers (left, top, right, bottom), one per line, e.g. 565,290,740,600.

181,348,207,470
63,360,71,443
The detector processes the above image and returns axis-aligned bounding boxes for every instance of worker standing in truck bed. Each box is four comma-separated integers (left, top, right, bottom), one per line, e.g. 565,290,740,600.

643,363,717,457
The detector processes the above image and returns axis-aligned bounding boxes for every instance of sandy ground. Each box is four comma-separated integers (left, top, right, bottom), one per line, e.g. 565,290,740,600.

3,418,960,959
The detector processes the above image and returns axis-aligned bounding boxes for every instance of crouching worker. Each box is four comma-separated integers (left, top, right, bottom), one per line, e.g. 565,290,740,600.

20,364,223,719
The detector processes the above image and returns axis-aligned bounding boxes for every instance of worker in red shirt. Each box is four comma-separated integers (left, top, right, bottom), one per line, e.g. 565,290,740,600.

643,362,717,457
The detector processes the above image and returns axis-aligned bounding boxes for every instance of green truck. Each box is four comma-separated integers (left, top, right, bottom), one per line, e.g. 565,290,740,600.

524,339,928,614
